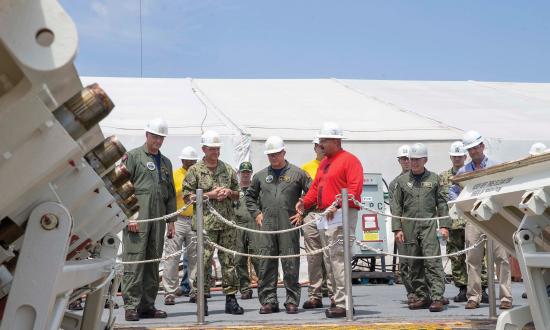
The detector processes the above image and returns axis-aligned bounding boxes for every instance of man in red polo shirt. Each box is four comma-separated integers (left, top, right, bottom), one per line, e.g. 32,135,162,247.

295,122,363,318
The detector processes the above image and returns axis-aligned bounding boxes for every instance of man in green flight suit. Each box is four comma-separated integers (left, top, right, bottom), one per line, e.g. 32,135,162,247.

234,161,256,299
183,130,244,315
245,136,311,314
391,143,451,312
121,118,177,321
389,144,422,305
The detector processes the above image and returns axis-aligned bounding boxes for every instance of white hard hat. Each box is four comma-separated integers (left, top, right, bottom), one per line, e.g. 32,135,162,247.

201,130,223,147
312,137,320,144
317,122,345,139
463,130,483,149
264,136,285,155
529,142,547,156
396,145,410,158
449,141,467,156
179,146,200,160
145,118,168,137
409,143,428,159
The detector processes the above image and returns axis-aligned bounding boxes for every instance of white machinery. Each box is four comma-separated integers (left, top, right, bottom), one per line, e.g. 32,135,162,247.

449,152,550,330
0,1,137,329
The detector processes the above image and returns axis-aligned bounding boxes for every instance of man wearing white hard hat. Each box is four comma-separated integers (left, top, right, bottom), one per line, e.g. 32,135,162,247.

122,118,176,321
391,143,450,312
529,142,547,156
162,146,199,306
440,141,489,304
245,136,310,314
449,131,513,310
296,122,364,318
301,137,332,309
388,145,417,304
183,130,244,315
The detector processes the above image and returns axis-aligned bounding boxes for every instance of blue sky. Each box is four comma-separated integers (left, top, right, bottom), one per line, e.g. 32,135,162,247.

61,0,550,82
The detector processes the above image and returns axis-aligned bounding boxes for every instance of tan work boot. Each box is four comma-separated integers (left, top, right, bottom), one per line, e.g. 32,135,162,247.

465,300,479,309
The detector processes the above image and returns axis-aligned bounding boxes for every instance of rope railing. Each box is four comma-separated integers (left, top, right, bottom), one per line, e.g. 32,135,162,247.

118,241,193,265
133,200,194,223
205,237,342,259
355,235,487,260
206,200,339,234
345,194,451,221
120,191,462,265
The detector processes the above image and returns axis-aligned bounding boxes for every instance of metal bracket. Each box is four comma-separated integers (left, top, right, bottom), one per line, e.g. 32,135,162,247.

471,196,502,221
519,187,550,216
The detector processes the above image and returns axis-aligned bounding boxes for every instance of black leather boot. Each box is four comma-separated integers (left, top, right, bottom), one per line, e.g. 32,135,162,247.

225,294,244,314
481,286,489,304
453,286,467,302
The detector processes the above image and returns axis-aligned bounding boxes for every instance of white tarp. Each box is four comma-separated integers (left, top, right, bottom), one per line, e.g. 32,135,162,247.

82,76,549,184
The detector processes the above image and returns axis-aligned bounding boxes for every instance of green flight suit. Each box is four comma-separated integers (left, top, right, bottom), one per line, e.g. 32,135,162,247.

391,169,451,301
245,162,311,307
121,145,176,310
389,173,416,299
183,159,240,295
234,187,256,294
439,168,488,288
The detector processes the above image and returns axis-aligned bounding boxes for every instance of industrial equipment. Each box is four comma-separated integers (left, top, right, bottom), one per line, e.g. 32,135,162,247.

0,1,134,329
352,173,393,284
449,152,550,330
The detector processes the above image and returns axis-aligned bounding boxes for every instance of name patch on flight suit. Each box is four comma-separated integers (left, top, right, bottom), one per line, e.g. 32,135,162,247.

421,182,433,188
266,175,274,183
146,162,156,170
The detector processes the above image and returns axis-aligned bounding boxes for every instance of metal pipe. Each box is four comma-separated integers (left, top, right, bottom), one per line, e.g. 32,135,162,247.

196,189,206,325
342,188,354,321
487,238,497,319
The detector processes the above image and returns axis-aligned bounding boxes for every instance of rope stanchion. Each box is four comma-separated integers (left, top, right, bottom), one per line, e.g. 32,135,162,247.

206,199,339,235
347,194,451,221
118,242,193,265
133,201,194,223
356,235,487,260
205,237,342,259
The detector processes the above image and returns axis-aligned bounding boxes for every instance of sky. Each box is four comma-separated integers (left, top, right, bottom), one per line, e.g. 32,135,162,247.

60,0,550,82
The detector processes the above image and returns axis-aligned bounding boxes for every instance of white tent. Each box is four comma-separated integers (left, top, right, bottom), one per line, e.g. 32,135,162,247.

83,76,550,279
81,77,550,183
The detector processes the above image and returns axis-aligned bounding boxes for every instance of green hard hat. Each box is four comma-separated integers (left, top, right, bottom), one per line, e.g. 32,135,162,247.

238,161,253,172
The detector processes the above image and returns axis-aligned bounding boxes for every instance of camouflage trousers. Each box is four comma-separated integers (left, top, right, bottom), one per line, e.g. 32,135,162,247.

447,228,468,287
196,228,239,295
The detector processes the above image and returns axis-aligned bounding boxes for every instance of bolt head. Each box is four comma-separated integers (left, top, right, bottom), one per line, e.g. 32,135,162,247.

40,214,59,230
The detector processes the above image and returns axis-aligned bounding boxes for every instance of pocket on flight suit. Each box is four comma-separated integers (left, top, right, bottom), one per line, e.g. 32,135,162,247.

123,228,148,254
